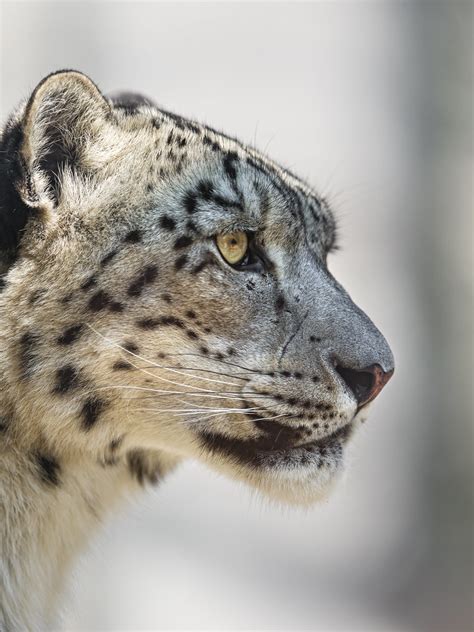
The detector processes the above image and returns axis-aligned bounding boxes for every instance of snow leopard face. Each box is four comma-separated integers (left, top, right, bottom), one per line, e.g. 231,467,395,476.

0,71,393,504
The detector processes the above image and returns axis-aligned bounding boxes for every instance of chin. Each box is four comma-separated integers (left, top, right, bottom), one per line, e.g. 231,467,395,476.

197,422,353,507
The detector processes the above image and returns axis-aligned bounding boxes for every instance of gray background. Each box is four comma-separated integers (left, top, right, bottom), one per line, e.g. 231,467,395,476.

1,2,472,630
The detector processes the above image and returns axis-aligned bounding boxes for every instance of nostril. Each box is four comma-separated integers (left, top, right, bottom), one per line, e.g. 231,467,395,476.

335,363,393,408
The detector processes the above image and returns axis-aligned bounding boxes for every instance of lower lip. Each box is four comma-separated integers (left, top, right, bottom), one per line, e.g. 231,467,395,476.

252,423,353,469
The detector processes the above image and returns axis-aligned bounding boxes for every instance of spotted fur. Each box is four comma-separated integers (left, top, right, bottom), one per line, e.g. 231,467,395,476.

0,71,393,629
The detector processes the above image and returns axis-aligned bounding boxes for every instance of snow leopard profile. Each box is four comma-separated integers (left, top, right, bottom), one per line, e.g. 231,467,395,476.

0,71,394,629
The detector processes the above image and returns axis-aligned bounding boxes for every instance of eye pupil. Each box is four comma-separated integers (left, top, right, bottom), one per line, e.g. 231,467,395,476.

216,231,249,266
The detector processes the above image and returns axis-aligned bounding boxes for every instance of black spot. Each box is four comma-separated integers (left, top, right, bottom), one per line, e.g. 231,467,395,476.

88,290,111,311
109,437,123,452
19,332,39,379
127,265,158,297
124,230,142,243
29,288,46,305
173,235,193,249
35,453,60,486
161,293,172,303
192,254,214,274
53,365,80,394
113,360,133,370
275,295,286,312
199,346,209,355
0,415,10,434
186,330,199,340
198,180,213,200
185,309,197,320
109,301,125,313
127,449,161,486
60,293,73,304
174,254,188,270
136,318,160,330
160,215,176,231
223,151,239,180
101,250,118,266
123,341,139,354
102,435,124,466
81,398,108,430
80,275,97,291
57,324,83,345
160,315,184,328
186,220,198,232
183,191,197,214
281,370,291,378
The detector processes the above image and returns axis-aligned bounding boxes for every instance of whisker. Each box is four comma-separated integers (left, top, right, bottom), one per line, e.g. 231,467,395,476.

87,385,270,404
86,325,246,389
166,352,264,376
121,359,250,383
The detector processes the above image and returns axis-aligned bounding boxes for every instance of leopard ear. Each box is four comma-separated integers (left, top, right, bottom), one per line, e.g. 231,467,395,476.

18,70,111,209
0,71,111,279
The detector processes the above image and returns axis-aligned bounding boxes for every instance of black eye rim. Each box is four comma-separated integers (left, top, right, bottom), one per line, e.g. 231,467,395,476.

215,231,266,273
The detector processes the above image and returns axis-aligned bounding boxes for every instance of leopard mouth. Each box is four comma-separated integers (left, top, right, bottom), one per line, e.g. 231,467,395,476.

198,422,353,470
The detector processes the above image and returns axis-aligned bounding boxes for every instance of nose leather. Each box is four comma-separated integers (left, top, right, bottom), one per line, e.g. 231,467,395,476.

335,363,394,409
359,364,394,408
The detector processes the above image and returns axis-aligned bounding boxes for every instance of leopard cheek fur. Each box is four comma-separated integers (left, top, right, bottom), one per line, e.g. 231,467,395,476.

0,71,394,628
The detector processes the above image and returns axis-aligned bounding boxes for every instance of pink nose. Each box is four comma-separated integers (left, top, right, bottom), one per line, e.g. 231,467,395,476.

335,363,394,409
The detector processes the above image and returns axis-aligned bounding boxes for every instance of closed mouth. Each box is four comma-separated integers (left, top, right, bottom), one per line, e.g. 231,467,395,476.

198,422,353,469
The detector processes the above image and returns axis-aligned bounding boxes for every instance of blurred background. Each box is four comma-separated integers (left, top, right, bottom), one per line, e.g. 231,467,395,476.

1,2,472,630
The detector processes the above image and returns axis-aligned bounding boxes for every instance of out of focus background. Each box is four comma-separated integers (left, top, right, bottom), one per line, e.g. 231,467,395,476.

1,2,472,630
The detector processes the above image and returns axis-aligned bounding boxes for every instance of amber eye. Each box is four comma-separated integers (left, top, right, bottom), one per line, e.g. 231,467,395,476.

216,231,249,266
